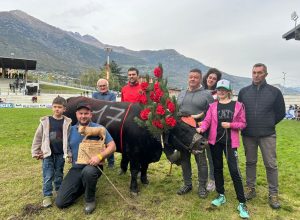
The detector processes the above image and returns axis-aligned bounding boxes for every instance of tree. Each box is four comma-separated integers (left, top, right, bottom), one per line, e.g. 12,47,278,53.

80,69,100,88
100,60,127,91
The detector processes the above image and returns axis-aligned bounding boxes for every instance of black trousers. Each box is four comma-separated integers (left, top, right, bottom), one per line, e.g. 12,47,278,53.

56,165,102,208
210,142,246,203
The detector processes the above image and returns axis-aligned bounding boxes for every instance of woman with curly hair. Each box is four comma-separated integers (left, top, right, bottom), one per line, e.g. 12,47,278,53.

202,68,222,192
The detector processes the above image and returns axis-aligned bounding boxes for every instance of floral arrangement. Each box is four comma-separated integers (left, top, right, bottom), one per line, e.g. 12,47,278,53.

134,64,178,137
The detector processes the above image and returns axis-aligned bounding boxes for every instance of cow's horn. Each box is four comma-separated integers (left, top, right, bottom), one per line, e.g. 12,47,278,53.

191,112,204,119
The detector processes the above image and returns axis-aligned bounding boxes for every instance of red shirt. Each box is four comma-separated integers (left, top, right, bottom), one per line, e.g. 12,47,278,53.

121,82,141,103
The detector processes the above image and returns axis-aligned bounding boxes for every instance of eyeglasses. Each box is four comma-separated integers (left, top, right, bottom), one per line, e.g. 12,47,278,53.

98,85,107,87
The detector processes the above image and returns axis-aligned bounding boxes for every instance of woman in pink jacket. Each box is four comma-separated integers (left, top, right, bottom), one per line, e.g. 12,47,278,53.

197,79,249,219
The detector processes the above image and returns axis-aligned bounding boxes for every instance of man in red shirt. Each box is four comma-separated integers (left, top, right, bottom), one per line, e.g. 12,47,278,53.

121,67,141,102
120,67,142,175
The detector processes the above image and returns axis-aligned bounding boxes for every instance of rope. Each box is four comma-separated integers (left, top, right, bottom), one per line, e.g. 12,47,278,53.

81,149,135,207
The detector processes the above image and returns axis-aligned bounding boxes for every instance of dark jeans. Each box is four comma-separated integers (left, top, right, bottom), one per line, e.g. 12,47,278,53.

56,165,102,208
180,149,208,188
210,143,246,203
42,154,65,196
107,154,115,166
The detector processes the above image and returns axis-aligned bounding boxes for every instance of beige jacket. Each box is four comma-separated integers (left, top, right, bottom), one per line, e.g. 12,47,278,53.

31,115,72,159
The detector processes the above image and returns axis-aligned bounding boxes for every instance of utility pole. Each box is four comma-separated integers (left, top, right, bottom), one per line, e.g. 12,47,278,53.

282,72,287,95
104,47,112,80
291,11,299,40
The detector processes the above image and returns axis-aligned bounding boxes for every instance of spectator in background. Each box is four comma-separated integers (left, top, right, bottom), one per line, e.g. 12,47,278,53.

92,78,116,102
119,67,142,175
202,68,222,100
202,68,222,192
238,63,285,209
121,67,141,102
92,78,116,168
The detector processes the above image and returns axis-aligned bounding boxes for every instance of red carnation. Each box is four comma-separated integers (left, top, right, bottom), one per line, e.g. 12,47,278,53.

153,67,162,78
152,119,163,129
140,108,151,120
138,93,148,104
141,82,149,91
165,116,177,127
156,89,164,98
154,81,160,90
150,91,160,103
167,100,176,113
156,104,165,115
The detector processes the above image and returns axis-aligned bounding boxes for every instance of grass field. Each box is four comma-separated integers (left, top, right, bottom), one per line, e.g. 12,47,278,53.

40,84,86,94
0,109,299,220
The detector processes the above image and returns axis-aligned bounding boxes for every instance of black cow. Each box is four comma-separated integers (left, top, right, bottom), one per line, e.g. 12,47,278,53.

65,96,205,194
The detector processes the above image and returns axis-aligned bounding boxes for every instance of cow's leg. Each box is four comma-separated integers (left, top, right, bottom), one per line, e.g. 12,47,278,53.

119,152,129,175
140,163,149,185
129,160,140,195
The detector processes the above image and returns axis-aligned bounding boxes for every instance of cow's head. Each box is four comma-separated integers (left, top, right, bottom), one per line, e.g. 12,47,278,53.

167,116,208,154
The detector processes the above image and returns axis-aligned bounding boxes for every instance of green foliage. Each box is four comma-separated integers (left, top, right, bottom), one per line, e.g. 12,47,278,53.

79,68,100,88
100,60,127,91
0,109,299,219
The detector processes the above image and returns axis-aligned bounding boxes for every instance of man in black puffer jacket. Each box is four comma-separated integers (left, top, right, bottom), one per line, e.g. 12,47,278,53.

238,63,285,210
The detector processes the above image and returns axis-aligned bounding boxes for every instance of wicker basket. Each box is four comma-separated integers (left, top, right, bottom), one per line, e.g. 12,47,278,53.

77,139,106,164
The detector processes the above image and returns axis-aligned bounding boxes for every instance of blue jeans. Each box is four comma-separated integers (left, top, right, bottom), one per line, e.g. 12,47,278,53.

42,154,65,196
107,153,115,166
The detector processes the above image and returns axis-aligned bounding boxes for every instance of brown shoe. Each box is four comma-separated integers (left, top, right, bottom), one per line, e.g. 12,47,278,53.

269,195,281,209
244,187,256,200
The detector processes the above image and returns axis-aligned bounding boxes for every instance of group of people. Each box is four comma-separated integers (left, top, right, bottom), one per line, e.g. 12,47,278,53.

31,63,285,218
174,63,285,219
31,67,142,215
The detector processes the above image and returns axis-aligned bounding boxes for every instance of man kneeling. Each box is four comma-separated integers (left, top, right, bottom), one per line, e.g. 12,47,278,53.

56,103,116,214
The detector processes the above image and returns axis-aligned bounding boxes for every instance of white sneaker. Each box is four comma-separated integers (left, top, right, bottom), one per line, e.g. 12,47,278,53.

206,180,216,192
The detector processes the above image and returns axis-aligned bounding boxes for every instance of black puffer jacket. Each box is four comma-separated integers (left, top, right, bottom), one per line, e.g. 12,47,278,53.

238,80,285,137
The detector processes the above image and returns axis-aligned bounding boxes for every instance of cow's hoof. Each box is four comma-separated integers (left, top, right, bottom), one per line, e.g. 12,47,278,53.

130,191,139,197
119,169,126,175
140,176,149,185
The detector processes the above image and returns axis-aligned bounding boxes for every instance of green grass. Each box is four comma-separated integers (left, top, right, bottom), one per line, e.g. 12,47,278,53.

0,109,299,219
40,84,87,94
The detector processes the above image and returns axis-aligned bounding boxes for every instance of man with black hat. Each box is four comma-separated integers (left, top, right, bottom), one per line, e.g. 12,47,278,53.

56,103,116,214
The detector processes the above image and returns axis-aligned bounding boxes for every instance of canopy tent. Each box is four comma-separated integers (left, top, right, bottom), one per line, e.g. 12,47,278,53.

0,57,37,81
0,57,36,70
282,24,300,40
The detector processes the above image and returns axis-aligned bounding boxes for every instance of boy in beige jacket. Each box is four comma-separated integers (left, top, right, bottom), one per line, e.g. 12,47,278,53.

31,96,72,207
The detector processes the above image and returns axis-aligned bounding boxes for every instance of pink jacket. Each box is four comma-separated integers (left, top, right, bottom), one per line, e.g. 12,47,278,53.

200,101,246,148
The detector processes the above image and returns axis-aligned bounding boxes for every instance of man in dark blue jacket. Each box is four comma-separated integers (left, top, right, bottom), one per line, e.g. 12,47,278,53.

238,63,285,209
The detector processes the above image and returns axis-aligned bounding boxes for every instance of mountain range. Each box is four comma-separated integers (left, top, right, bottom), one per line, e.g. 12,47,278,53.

1,10,297,93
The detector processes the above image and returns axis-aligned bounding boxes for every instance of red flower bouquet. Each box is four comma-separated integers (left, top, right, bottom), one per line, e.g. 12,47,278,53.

134,63,178,137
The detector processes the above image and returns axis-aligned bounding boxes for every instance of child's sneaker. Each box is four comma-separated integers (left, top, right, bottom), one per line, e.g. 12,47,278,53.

42,196,52,208
211,194,226,207
237,203,250,219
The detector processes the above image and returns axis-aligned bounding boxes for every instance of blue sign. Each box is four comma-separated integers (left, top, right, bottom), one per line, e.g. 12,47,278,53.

0,103,14,108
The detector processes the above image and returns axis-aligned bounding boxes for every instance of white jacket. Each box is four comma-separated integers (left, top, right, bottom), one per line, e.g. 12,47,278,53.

31,115,72,159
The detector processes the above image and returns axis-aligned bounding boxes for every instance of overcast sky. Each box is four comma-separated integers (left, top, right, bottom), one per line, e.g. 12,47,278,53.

2,0,300,87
